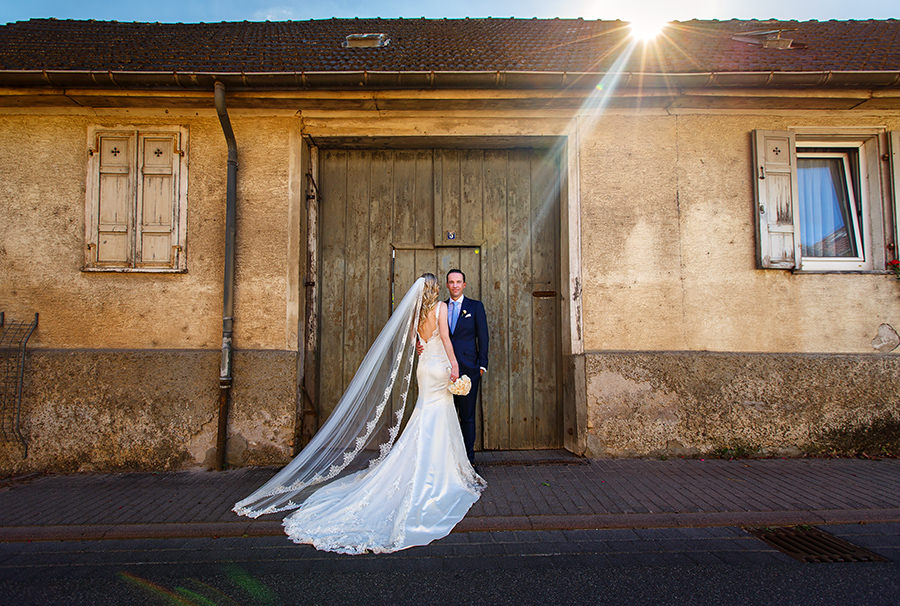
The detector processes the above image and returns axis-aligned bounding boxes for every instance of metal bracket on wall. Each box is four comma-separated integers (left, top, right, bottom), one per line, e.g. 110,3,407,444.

0,312,38,458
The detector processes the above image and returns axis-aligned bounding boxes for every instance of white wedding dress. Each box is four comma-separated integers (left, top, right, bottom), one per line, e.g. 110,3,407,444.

281,305,486,554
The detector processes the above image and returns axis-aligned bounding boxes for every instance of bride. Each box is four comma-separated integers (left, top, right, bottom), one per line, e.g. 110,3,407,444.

234,273,486,554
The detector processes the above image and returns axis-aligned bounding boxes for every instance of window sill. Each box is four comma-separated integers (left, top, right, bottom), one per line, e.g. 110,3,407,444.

81,266,187,274
790,269,888,275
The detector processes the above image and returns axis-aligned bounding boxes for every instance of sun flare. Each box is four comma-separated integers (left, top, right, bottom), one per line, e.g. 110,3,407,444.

629,18,668,41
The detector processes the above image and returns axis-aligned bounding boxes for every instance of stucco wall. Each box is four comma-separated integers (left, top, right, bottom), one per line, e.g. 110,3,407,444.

302,108,900,457
0,111,296,351
0,109,301,471
578,112,900,354
8,106,896,360
3,101,900,469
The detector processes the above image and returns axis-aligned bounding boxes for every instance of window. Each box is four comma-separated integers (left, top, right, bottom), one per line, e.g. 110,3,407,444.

753,129,895,272
342,33,390,48
84,126,188,272
796,146,868,269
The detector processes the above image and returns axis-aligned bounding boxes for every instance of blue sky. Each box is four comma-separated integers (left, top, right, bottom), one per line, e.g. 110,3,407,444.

1,0,897,25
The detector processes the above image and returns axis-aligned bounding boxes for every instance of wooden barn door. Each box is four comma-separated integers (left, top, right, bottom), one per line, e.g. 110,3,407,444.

318,147,561,449
476,150,561,450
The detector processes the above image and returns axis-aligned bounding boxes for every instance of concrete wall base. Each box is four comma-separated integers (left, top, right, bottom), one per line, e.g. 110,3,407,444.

5,347,898,472
0,348,296,473
585,350,900,458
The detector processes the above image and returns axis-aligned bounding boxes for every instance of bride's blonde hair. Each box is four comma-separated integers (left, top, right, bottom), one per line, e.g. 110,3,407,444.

418,273,440,332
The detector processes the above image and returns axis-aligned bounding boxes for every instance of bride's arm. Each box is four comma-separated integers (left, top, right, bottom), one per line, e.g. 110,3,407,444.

437,301,460,381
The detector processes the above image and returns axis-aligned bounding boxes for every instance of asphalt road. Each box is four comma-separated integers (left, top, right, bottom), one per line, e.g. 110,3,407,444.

1,525,898,605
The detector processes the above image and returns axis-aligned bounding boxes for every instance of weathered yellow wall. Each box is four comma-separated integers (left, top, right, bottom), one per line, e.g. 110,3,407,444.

301,106,900,457
0,109,300,472
0,110,297,352
3,99,900,468
5,105,898,356
579,111,900,354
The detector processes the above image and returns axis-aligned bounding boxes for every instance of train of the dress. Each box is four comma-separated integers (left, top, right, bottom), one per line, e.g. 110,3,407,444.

282,317,486,554
282,385,486,554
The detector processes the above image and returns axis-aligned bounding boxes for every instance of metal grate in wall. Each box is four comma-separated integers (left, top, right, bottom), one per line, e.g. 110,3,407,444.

0,312,38,457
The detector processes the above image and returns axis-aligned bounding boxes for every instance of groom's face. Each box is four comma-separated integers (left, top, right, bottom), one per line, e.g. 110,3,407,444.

447,272,466,300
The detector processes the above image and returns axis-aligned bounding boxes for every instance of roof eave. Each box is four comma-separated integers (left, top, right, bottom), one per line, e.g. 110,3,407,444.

1,69,900,90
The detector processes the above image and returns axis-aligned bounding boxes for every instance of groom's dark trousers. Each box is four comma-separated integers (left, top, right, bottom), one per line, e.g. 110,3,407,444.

448,297,489,464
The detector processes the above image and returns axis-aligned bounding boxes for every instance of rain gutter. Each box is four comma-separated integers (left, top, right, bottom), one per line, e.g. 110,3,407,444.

1,69,900,90
214,81,237,471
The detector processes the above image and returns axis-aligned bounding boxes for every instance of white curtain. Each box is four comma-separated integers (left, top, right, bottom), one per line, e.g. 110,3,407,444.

797,156,857,258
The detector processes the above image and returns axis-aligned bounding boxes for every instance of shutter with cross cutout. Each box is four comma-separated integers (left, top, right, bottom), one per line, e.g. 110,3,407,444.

137,134,178,266
96,135,134,264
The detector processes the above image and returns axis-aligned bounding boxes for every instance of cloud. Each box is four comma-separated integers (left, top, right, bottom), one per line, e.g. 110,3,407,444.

252,5,301,20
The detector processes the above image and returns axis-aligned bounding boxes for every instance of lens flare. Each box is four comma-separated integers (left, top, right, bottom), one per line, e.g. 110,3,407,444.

629,19,667,41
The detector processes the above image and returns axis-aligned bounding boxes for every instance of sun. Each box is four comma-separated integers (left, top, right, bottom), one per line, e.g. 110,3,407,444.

629,18,668,41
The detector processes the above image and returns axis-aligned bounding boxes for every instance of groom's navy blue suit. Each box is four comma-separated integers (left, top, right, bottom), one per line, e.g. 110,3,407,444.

448,296,489,464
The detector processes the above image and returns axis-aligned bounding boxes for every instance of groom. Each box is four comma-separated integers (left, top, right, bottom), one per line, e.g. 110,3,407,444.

445,269,489,466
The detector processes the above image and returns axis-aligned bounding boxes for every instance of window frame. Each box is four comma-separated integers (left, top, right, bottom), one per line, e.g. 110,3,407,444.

753,128,891,273
892,131,900,261
83,125,189,273
795,144,870,271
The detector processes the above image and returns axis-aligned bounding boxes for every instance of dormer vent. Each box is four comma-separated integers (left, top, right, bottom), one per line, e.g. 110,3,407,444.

343,33,390,48
731,29,807,50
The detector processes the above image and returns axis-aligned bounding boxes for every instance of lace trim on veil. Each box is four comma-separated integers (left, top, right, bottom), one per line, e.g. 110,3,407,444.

233,277,425,519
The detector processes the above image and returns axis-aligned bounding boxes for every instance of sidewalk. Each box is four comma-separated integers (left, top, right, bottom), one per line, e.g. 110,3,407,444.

1,455,898,542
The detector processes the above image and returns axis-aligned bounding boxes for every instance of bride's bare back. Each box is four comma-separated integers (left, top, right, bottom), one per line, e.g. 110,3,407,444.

417,302,460,381
417,305,440,343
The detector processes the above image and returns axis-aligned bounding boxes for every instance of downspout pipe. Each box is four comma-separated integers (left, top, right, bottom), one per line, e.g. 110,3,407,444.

214,80,237,471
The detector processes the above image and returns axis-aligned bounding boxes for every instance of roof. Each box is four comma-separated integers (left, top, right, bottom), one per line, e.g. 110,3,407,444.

1,18,900,90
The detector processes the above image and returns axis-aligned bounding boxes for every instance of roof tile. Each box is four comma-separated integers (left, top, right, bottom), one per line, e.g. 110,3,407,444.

0,18,898,75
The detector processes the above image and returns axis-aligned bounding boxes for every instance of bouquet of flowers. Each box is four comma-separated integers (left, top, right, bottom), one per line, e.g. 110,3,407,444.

449,374,472,396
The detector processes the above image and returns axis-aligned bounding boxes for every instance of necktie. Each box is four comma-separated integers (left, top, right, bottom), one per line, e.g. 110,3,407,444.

451,300,460,332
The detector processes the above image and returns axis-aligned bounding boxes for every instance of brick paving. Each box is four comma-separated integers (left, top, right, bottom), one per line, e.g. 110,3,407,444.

0,457,898,541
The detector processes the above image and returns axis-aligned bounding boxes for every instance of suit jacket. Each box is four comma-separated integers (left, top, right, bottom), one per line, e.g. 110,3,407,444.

447,296,489,371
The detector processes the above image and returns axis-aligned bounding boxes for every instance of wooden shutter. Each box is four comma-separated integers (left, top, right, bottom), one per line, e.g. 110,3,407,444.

96,134,134,264
137,134,177,266
752,130,799,269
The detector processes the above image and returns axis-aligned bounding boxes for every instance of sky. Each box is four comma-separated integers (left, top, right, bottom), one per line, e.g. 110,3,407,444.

0,0,897,25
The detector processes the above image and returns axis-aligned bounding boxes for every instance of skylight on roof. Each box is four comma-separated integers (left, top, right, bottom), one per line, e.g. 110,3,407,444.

343,33,390,48
731,29,807,50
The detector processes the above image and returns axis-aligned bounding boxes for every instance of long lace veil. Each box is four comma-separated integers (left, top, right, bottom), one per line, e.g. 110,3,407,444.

234,276,425,518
